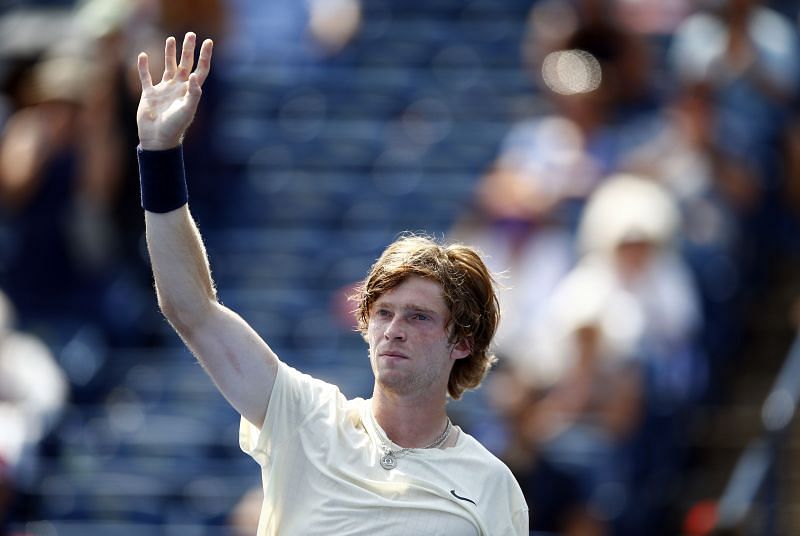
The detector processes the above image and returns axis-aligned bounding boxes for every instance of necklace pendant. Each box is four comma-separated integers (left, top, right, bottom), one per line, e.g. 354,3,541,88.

380,452,398,470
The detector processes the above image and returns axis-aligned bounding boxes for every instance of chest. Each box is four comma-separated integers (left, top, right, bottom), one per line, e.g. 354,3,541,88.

258,425,481,535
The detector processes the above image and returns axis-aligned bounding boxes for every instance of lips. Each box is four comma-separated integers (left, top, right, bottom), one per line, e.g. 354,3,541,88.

379,350,409,360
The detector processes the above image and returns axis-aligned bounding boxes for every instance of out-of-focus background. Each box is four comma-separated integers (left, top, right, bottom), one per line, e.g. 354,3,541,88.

1,0,799,534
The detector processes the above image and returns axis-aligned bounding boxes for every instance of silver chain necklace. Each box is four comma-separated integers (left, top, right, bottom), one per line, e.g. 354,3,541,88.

377,417,453,470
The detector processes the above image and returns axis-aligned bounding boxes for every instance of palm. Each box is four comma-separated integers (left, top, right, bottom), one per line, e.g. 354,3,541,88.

137,33,213,150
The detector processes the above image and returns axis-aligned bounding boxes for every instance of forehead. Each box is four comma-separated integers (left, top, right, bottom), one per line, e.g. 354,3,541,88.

373,276,447,311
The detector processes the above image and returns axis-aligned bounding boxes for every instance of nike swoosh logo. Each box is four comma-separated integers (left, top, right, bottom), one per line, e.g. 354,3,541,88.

450,489,476,505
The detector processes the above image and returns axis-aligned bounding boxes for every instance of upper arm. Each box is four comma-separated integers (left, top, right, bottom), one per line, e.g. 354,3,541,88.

176,301,280,428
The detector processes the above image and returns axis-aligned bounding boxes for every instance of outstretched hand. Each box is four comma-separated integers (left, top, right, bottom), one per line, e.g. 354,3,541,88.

137,32,213,150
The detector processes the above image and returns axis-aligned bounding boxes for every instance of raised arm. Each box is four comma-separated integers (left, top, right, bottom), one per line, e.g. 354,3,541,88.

137,33,278,427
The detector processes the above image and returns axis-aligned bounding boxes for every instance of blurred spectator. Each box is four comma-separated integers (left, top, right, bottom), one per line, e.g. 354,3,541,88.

0,289,67,532
512,175,703,533
620,80,761,371
0,1,232,342
72,0,156,269
0,49,117,330
487,363,607,535
668,0,800,192
451,3,661,365
76,0,232,232
522,0,661,114
665,0,800,386
568,175,703,404
621,81,759,263
144,0,231,224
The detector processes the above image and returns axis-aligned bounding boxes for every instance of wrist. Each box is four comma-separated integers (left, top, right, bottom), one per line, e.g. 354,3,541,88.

138,136,183,151
137,145,188,213
139,141,180,151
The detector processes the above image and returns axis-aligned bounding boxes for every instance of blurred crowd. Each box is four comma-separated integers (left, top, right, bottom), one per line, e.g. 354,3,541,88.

0,0,232,531
0,0,230,342
453,0,800,533
0,0,799,534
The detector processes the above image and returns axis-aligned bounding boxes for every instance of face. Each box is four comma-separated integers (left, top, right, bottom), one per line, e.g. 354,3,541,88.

615,239,655,281
367,276,470,398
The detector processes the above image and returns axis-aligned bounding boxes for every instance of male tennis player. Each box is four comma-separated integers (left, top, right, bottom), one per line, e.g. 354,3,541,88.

136,32,528,535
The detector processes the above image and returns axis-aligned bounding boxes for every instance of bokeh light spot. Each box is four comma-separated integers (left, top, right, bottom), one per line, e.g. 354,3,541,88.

542,49,602,95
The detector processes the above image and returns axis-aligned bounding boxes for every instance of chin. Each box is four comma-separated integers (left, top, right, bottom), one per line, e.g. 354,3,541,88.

376,373,414,395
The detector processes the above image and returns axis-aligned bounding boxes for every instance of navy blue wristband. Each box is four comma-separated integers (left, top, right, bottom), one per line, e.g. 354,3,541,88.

137,145,189,213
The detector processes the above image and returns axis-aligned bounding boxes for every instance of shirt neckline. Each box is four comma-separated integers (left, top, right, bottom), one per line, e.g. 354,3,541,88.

362,398,462,454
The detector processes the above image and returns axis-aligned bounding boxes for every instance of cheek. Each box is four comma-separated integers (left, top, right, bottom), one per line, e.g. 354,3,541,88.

421,332,453,355
365,317,376,334
366,322,382,344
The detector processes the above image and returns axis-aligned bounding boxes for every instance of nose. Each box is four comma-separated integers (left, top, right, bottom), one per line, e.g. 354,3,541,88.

384,316,406,341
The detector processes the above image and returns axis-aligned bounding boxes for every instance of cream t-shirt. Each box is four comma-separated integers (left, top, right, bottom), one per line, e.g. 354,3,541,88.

240,362,529,535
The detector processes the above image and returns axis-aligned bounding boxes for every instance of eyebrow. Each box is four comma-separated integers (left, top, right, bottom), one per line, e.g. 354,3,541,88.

373,300,440,317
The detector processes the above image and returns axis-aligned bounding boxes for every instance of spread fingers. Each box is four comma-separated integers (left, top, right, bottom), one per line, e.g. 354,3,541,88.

191,39,214,87
138,52,153,90
177,32,197,79
163,36,178,81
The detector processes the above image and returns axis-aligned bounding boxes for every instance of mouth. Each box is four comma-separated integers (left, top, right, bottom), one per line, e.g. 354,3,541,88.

379,351,409,360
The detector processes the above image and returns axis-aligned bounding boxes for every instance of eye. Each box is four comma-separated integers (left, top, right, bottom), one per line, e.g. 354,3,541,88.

375,308,392,318
411,313,430,321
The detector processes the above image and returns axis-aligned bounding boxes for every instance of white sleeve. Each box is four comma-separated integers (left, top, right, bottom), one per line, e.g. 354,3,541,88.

239,362,342,466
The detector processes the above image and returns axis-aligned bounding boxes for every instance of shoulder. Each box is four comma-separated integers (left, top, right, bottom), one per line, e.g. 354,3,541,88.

457,431,523,489
276,362,344,398
268,362,358,425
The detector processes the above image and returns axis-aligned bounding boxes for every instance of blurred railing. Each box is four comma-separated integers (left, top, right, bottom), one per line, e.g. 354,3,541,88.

713,332,800,535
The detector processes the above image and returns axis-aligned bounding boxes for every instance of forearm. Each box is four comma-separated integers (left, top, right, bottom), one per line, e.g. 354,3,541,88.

145,206,218,333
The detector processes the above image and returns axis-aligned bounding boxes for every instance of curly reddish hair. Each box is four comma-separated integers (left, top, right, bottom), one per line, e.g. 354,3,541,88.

353,235,500,399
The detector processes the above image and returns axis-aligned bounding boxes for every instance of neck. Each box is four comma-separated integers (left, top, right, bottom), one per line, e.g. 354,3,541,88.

371,389,449,448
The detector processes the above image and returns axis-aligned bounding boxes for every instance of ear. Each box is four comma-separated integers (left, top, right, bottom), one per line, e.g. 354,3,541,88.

451,338,472,361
